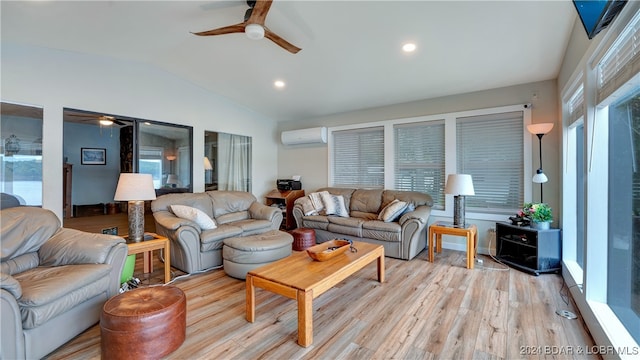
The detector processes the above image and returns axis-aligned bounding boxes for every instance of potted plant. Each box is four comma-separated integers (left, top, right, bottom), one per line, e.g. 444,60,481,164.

520,202,553,229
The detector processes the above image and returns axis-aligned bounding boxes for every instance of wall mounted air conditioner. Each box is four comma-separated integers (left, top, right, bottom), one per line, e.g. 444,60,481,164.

281,127,327,145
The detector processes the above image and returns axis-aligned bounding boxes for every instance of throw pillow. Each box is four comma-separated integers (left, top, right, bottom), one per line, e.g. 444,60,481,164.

170,205,217,230
298,197,318,216
320,193,349,217
378,199,408,222
308,191,329,213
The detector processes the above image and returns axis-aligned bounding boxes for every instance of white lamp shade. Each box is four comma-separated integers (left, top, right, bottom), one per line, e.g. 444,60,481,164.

245,23,264,40
532,169,548,183
114,173,157,201
166,174,180,185
204,157,213,170
445,174,475,196
526,123,554,135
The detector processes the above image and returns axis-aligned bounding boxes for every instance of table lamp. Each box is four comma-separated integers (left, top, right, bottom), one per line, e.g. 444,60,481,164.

204,157,213,184
114,173,156,242
445,174,475,227
166,174,180,188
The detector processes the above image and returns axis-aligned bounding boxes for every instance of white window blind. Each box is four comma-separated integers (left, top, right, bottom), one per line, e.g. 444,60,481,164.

456,111,524,213
597,11,640,103
568,84,585,125
394,120,445,209
332,126,384,188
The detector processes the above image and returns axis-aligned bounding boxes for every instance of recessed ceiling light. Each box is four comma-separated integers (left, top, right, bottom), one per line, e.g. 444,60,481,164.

274,80,286,89
402,43,417,53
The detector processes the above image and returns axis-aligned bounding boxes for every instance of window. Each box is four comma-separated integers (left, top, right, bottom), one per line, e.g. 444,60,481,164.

456,111,524,213
139,147,164,188
394,121,445,209
329,104,529,217
332,127,384,188
0,102,43,206
607,88,640,344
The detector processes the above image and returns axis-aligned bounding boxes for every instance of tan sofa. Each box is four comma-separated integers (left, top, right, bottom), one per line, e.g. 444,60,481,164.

151,191,283,273
1,207,128,360
293,188,433,260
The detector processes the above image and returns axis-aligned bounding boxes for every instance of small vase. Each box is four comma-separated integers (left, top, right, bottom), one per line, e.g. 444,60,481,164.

531,221,550,230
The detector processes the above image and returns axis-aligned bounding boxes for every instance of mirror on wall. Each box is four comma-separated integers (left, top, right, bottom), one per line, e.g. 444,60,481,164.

205,131,252,192
63,108,192,220
0,101,43,207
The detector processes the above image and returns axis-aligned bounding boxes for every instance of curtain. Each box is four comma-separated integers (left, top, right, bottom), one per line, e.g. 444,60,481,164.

218,133,252,191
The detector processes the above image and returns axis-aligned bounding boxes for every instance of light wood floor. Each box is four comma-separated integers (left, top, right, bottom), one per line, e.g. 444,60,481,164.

46,249,599,360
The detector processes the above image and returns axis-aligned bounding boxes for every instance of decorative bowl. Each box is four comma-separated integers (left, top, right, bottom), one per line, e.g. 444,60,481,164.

306,239,351,261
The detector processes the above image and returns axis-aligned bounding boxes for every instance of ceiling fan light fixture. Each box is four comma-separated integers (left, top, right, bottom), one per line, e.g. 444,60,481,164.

245,23,264,40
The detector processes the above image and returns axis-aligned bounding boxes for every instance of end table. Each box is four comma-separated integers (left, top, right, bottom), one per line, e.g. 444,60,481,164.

427,221,478,269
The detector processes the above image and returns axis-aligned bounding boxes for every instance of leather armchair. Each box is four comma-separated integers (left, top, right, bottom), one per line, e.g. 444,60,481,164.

1,207,128,360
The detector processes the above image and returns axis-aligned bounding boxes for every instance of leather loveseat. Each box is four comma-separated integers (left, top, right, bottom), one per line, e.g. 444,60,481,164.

151,191,283,274
293,187,433,260
1,207,128,360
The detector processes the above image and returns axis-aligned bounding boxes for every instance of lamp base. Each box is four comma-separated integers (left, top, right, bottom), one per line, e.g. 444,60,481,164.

453,195,466,227
128,200,145,242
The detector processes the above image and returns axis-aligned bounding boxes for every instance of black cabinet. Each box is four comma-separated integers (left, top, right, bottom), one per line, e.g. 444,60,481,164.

496,222,561,275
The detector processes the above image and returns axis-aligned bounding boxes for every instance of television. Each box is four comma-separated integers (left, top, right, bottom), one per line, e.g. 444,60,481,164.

573,0,628,39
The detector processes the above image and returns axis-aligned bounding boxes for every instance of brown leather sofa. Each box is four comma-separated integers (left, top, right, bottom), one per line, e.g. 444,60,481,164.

151,191,283,273
1,207,128,360
293,188,433,260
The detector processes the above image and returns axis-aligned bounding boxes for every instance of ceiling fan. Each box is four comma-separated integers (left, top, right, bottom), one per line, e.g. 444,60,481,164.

65,112,128,126
192,0,301,54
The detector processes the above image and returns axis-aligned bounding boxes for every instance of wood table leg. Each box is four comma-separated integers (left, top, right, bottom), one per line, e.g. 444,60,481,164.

467,233,474,269
428,227,434,262
143,251,153,273
377,253,385,283
297,289,313,347
163,241,171,283
246,274,255,323
436,233,442,253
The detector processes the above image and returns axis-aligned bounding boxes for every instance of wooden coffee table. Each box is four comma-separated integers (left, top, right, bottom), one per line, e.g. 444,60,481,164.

245,241,384,347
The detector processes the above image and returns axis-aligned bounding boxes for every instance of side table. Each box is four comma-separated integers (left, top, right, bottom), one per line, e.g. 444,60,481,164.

125,233,171,283
427,221,478,269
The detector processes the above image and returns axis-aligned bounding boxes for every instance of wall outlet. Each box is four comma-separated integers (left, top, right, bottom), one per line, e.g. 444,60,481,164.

102,227,118,235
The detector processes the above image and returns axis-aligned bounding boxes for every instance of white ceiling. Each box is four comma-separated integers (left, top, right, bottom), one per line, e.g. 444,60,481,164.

1,0,576,122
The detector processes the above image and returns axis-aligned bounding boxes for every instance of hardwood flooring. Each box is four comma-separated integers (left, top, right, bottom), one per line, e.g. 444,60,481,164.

46,249,599,360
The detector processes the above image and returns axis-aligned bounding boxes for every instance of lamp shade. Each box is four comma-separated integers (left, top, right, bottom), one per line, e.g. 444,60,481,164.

445,174,475,196
114,173,156,201
526,123,554,135
166,174,180,185
204,157,213,170
532,169,548,183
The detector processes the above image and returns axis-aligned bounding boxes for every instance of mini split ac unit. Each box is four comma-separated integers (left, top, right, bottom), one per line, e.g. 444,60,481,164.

281,127,327,145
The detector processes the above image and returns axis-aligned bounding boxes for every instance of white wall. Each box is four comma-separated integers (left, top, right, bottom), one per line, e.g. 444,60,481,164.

1,43,280,219
277,79,560,254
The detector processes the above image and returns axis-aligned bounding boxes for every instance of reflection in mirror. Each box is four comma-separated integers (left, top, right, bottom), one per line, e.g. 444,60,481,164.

205,131,252,192
1,102,43,207
139,122,192,195
62,108,193,226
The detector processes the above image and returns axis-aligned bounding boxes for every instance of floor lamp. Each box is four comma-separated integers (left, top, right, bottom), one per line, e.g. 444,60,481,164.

526,123,554,203
114,173,157,242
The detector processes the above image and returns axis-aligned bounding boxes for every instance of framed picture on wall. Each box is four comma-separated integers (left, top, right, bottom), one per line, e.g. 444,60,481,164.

81,147,106,165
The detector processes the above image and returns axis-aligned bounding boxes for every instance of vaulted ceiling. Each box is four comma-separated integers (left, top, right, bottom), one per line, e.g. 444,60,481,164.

1,1,576,122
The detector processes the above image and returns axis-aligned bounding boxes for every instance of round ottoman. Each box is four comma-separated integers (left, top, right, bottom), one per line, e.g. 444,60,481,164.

100,286,186,360
290,228,316,251
222,230,293,279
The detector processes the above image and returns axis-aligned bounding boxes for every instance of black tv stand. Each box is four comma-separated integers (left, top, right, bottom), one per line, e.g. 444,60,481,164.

495,222,561,276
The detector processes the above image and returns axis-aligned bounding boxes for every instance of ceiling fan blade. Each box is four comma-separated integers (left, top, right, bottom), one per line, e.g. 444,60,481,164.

192,23,246,36
264,27,301,54
247,0,272,25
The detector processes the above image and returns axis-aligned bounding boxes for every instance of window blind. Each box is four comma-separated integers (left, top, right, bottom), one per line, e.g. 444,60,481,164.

332,126,384,188
568,84,585,125
456,111,524,213
597,11,640,103
394,120,445,209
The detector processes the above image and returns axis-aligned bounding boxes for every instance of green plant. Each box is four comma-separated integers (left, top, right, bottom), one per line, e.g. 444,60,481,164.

520,202,553,222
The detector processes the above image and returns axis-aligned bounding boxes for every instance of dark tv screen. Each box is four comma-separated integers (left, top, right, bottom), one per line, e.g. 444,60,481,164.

573,0,627,39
